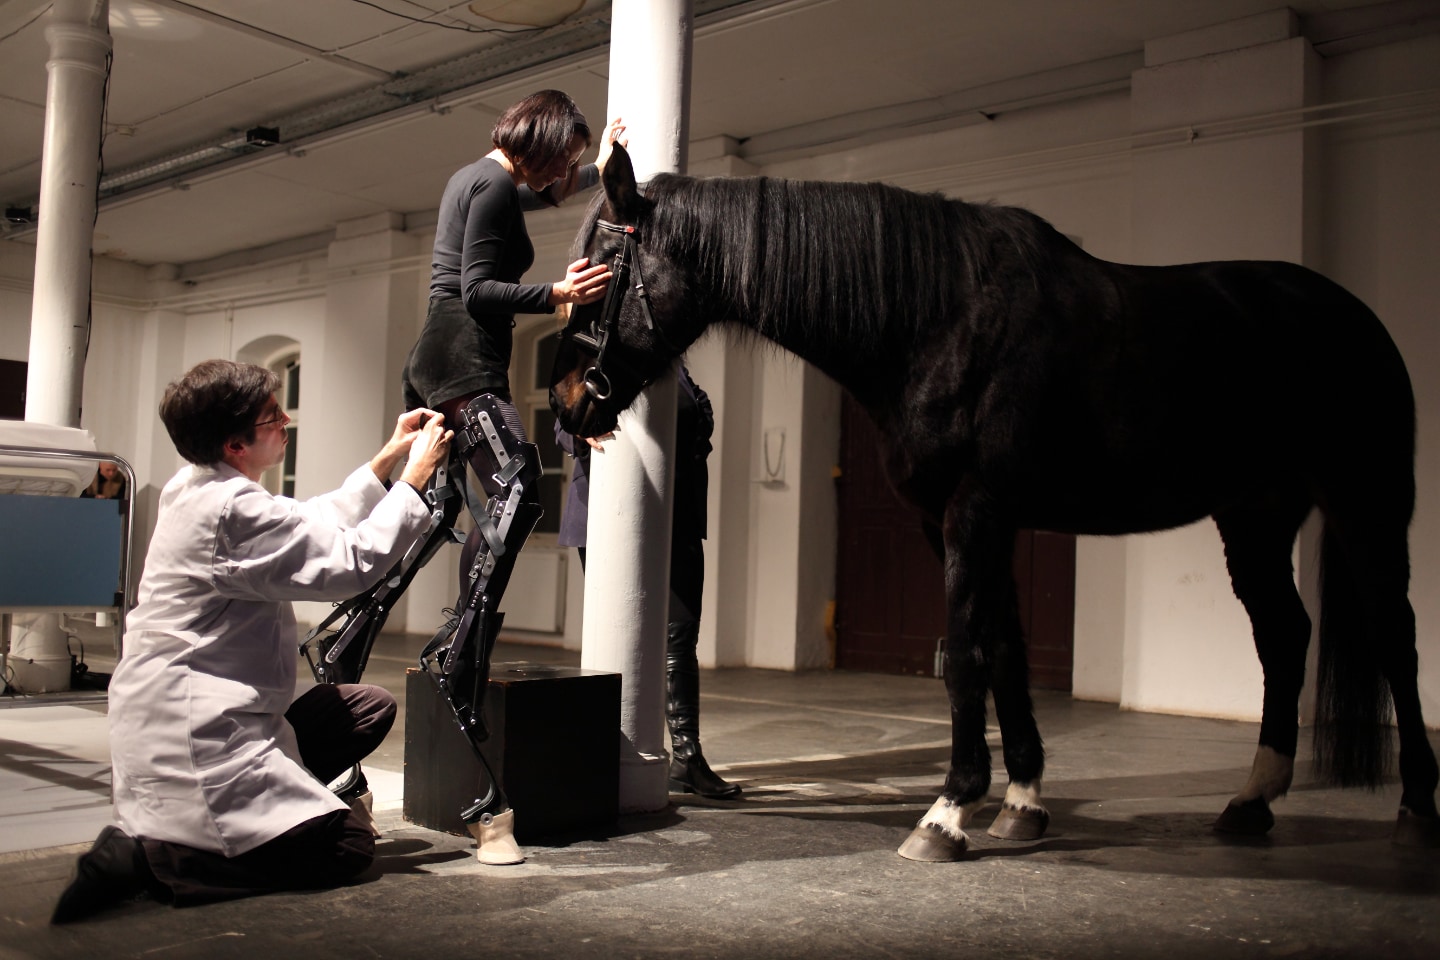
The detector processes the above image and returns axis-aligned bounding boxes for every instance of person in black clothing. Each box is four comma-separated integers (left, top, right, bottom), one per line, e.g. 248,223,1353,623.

401,88,624,600
403,90,624,419
555,367,740,799
393,92,626,862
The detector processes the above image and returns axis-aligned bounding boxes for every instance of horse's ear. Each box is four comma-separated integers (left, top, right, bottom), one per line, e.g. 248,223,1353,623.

602,143,652,221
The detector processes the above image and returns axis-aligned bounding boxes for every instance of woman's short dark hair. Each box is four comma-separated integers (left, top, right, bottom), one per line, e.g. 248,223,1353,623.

159,360,280,465
491,89,592,202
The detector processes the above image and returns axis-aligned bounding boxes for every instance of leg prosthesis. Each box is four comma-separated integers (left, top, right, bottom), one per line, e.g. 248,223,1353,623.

417,394,543,826
300,394,542,856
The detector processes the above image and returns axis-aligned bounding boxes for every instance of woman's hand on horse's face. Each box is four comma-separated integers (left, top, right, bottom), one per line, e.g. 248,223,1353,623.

551,258,613,306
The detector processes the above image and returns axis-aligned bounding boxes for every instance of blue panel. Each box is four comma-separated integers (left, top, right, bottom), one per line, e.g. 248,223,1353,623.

0,495,123,606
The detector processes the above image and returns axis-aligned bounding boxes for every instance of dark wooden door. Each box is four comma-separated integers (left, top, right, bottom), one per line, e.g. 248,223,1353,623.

1012,528,1077,691
833,393,1075,689
0,359,25,419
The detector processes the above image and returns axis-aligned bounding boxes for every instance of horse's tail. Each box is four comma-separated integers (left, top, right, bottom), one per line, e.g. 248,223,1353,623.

1312,523,1394,788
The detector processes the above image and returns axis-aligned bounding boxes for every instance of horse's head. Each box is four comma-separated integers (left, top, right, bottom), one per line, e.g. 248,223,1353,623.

548,144,701,438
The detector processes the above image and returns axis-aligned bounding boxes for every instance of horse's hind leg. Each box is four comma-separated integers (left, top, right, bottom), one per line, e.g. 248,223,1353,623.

1212,495,1313,835
1337,519,1440,845
1376,590,1440,845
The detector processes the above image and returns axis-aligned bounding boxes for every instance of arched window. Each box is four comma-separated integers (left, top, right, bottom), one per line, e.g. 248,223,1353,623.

516,321,564,536
262,351,300,497
236,336,301,497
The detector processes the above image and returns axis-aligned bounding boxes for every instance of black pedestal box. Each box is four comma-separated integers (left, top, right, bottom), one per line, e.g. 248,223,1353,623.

403,662,620,843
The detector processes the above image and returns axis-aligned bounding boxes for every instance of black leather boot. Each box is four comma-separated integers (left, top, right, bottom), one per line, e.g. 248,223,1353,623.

51,825,155,924
666,619,741,799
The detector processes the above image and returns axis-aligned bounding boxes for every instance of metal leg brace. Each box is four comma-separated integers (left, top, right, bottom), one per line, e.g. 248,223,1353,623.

417,394,544,824
297,448,467,816
300,465,465,685
299,394,543,839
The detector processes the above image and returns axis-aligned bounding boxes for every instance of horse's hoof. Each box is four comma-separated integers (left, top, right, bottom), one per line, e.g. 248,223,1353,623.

898,822,967,862
1392,808,1440,848
1214,796,1275,835
987,804,1049,841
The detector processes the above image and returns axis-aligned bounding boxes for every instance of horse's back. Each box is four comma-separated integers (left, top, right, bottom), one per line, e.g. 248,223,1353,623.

989,254,1416,533
1111,258,1413,448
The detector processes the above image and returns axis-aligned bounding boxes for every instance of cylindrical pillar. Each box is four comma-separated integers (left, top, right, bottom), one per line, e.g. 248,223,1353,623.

581,0,693,813
26,0,111,428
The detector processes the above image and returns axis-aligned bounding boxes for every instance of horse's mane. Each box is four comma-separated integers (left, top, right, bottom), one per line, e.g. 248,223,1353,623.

638,173,1061,359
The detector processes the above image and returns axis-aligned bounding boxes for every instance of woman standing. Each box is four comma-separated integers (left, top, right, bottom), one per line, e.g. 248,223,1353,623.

403,89,624,419
398,91,625,865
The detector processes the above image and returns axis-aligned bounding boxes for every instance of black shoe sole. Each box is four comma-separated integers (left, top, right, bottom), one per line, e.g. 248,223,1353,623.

669,777,742,800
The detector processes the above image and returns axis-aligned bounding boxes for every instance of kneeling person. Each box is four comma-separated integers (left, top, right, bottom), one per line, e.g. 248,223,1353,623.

52,359,452,923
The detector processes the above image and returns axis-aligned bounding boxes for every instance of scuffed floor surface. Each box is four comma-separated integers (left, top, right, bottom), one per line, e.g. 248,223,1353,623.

3,635,1437,959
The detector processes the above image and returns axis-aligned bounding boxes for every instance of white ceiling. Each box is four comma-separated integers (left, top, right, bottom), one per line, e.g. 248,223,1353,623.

1,0,1435,267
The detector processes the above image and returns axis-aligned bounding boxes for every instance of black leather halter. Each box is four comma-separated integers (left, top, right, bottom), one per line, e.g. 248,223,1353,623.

559,218,675,404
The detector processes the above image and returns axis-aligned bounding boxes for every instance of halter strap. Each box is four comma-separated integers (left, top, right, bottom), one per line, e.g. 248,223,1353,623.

559,218,680,414
595,219,676,351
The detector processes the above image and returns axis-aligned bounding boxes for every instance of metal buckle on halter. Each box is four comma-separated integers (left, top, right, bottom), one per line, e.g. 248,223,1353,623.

584,367,612,400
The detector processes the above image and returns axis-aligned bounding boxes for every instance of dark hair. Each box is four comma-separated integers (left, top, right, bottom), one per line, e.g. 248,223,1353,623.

491,89,592,204
159,359,280,465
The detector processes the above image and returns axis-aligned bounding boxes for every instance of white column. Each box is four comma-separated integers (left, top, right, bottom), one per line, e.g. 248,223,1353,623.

25,0,110,427
581,0,693,813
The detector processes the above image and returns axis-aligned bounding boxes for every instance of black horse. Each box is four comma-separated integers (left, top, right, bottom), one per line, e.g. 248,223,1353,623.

549,144,1438,859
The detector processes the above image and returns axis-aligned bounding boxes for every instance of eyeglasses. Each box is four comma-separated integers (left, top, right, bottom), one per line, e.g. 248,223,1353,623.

254,411,290,429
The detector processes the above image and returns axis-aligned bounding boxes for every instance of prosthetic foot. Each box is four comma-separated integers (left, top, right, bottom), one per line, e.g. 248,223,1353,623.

467,808,524,865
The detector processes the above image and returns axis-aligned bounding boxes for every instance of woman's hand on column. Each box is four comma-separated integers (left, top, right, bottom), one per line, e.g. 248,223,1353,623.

596,117,628,174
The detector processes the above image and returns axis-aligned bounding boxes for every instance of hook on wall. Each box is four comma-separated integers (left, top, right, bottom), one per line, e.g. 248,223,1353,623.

759,427,785,485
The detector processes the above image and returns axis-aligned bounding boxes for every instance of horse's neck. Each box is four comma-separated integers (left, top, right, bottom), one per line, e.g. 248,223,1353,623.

713,307,889,411
677,187,899,402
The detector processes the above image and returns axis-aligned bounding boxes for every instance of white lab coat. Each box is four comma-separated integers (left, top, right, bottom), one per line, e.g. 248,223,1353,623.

109,461,432,857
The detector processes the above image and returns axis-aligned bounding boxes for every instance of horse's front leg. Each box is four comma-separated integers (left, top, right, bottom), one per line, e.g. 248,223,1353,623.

898,497,1046,860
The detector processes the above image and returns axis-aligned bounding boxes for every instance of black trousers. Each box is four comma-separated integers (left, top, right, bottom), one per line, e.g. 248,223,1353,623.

140,683,396,907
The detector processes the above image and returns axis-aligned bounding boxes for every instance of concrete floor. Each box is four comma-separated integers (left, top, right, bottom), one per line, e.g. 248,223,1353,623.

1,629,1437,960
